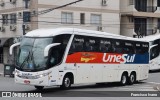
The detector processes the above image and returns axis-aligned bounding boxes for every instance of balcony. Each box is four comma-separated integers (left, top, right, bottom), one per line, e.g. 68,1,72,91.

147,29,154,35
135,6,157,12
147,27,158,35
147,6,157,12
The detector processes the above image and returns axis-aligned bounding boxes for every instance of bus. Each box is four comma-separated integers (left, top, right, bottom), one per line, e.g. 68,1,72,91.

10,28,150,90
140,34,160,71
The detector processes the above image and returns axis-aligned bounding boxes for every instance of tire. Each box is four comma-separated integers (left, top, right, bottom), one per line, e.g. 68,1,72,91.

60,75,71,89
128,73,136,85
34,86,44,90
120,73,128,86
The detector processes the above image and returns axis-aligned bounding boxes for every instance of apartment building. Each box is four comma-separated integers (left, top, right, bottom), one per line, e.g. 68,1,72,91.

120,0,160,37
0,0,120,66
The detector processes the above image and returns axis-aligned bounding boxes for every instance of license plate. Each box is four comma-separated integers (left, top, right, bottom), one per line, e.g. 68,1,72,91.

24,80,30,84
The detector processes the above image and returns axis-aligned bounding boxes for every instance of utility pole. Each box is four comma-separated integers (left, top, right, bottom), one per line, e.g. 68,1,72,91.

24,0,30,9
22,0,30,35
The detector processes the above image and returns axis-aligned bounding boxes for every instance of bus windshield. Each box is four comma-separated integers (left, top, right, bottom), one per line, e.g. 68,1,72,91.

16,37,53,71
16,34,71,72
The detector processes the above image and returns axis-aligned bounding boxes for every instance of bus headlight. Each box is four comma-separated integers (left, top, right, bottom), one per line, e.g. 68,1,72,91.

34,72,50,79
15,70,20,76
15,72,18,76
16,71,52,79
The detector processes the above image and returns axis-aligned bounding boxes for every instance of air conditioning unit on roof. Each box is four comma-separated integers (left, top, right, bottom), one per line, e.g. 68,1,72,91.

97,26,103,31
0,0,5,7
102,0,107,6
0,26,5,32
17,12,23,19
10,25,16,31
24,24,30,30
10,0,17,4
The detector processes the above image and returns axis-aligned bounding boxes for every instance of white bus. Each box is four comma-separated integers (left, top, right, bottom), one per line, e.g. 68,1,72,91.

10,28,150,90
140,34,160,71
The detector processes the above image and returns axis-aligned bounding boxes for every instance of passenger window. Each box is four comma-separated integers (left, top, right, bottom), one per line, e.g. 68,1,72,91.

135,43,148,54
99,39,111,53
110,40,123,54
123,42,135,54
69,35,85,54
85,37,98,52
114,41,123,53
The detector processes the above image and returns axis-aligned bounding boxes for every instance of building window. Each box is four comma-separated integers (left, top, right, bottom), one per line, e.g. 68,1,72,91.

23,11,31,22
2,14,8,25
10,13,17,24
91,14,101,25
61,12,73,24
80,13,85,24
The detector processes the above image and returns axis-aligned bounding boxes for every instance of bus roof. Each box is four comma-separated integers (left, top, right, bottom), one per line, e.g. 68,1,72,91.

139,34,160,42
26,28,147,42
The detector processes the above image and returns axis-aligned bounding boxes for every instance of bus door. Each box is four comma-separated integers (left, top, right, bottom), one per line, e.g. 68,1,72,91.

149,44,160,69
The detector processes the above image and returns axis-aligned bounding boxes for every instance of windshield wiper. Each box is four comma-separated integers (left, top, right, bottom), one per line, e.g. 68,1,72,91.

19,51,30,69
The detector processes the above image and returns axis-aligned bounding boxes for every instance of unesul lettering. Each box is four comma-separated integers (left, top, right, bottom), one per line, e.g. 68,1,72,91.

103,53,135,63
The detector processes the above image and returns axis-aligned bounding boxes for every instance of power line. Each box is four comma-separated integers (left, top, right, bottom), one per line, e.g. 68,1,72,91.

34,0,84,16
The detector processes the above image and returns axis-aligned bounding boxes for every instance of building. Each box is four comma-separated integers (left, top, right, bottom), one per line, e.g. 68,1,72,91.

0,0,121,69
120,0,160,37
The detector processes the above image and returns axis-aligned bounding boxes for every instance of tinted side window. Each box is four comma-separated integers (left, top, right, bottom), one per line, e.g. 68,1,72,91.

135,43,142,54
109,39,135,54
123,41,135,54
99,39,112,53
84,36,99,52
69,35,85,54
135,42,149,54
112,40,123,53
69,35,101,53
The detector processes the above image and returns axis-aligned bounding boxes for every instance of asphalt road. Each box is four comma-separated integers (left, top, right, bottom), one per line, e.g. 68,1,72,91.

0,71,160,98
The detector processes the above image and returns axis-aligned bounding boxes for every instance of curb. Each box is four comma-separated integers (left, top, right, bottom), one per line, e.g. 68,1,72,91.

0,73,3,76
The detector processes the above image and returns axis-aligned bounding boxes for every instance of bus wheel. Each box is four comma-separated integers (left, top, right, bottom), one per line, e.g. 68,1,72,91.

128,73,136,85
120,73,128,86
60,75,71,89
34,86,44,90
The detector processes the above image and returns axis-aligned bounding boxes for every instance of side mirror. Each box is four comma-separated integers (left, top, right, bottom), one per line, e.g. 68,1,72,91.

44,43,61,57
150,44,158,49
9,42,20,55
